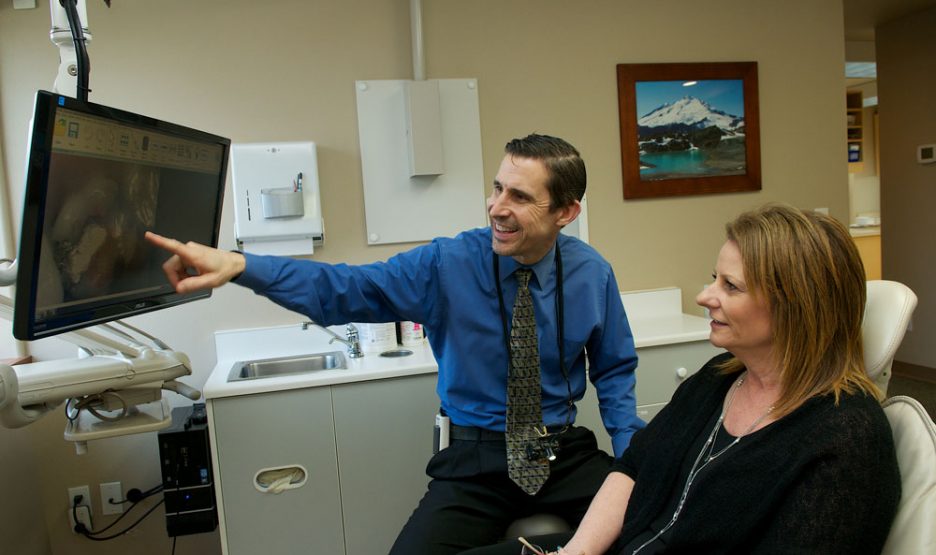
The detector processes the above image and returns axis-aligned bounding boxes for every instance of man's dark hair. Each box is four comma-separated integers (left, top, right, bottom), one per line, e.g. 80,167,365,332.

504,134,586,211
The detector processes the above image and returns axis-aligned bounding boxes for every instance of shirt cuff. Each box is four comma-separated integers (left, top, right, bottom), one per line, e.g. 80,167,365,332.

232,251,276,290
230,250,245,283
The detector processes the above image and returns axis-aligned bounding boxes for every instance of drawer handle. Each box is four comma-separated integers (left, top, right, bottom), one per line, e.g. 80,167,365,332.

255,465,308,494
675,367,689,379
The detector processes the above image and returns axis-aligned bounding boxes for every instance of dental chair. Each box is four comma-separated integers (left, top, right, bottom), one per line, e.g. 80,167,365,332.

861,280,936,554
881,395,936,554
505,279,921,541
863,280,918,395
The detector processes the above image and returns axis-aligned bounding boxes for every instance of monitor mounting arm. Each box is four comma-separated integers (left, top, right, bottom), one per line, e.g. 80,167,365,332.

51,0,108,102
0,0,107,289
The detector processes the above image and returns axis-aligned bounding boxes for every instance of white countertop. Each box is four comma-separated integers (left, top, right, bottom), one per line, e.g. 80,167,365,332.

849,225,881,237
630,314,711,348
204,287,713,400
204,324,440,399
620,286,711,347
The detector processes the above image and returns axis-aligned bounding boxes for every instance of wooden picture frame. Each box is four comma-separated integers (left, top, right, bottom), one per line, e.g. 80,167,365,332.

617,62,761,200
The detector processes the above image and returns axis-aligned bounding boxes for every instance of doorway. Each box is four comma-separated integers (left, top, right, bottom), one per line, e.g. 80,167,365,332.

846,63,881,279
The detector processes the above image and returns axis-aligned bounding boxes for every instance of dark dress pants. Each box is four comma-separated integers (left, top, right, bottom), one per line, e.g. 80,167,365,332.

388,426,612,555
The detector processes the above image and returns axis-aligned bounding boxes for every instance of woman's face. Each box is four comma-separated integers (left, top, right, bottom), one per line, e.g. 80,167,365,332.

696,240,774,365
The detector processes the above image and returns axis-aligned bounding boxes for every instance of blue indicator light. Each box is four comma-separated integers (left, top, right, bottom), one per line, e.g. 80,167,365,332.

58,97,65,106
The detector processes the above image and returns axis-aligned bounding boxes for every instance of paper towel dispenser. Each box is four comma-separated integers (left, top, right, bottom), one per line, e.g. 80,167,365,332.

231,142,324,256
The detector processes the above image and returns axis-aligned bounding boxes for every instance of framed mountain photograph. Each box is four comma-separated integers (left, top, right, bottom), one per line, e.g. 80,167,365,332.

617,62,761,199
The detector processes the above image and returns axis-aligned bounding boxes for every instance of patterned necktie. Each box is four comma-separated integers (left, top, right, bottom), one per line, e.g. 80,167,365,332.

506,268,550,495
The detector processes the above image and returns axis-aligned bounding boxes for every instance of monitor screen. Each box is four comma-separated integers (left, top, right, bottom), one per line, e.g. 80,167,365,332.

13,91,230,340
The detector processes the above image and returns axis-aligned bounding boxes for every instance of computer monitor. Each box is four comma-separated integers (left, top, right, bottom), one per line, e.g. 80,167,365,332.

13,91,230,340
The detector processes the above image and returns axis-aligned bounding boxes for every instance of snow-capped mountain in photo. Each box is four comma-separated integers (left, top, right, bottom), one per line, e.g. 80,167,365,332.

638,96,744,133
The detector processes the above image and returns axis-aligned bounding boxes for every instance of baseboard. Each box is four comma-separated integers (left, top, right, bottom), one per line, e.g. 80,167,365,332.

892,361,936,385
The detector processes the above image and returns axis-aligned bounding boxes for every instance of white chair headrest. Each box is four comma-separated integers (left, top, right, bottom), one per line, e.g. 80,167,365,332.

862,280,917,382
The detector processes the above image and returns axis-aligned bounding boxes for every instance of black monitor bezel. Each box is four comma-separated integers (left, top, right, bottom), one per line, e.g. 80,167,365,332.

13,90,230,341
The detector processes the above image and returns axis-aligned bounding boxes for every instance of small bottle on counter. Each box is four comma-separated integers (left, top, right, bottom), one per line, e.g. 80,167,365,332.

352,322,398,353
399,321,426,347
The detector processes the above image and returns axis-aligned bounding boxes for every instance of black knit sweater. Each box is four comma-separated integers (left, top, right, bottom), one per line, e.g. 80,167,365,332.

610,353,901,554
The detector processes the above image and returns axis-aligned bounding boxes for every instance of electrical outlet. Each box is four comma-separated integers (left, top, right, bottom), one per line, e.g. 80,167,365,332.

67,485,92,533
100,482,124,515
67,485,91,510
68,505,92,533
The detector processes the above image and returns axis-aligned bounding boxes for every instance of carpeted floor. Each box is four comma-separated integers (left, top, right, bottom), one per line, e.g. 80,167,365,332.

887,361,936,421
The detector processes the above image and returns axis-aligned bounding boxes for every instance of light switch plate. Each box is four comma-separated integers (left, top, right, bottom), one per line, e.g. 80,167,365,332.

917,144,936,164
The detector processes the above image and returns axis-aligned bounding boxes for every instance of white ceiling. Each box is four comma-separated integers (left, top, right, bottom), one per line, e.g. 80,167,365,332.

843,0,936,41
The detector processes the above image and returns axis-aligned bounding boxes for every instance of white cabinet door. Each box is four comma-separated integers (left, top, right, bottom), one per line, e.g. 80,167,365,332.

332,374,438,555
211,388,344,555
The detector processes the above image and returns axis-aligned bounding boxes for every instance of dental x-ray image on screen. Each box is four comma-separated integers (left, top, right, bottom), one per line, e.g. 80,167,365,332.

14,91,230,340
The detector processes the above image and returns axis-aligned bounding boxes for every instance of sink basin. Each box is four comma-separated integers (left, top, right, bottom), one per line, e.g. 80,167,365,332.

228,351,347,381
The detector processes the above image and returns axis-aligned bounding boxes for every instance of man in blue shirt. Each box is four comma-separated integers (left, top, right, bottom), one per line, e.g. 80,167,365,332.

146,134,642,554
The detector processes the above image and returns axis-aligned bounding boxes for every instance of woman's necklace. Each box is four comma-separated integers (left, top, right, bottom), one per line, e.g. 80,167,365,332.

631,372,775,554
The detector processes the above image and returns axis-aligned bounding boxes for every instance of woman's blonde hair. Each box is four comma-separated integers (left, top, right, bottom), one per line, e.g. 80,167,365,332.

720,203,880,416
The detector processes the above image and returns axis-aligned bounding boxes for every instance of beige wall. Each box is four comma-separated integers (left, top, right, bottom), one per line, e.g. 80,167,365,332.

423,1,849,306
0,1,847,553
0,425,50,555
877,6,936,368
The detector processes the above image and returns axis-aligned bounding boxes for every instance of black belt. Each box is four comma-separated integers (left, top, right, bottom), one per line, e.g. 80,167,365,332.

449,424,567,442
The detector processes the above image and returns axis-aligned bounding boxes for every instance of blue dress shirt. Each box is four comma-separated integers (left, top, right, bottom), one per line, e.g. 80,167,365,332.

236,227,643,455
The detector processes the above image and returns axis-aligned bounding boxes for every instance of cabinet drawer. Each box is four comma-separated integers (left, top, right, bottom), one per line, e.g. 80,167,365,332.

635,342,722,406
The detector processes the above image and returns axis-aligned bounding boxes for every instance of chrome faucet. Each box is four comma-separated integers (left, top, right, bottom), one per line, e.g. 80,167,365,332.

301,321,364,358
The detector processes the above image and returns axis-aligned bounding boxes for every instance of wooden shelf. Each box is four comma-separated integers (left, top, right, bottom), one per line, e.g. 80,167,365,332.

847,91,863,170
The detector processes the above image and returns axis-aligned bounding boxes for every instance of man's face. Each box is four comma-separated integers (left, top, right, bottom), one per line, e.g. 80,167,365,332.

487,155,579,265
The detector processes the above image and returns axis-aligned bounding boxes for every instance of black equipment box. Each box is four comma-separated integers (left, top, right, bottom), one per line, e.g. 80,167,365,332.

158,403,218,536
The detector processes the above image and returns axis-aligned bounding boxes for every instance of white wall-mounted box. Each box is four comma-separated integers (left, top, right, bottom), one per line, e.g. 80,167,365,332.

403,80,445,177
231,142,324,256
355,79,486,245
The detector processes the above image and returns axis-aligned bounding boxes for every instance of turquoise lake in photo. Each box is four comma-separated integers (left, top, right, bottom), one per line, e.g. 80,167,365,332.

640,150,711,176
639,146,746,180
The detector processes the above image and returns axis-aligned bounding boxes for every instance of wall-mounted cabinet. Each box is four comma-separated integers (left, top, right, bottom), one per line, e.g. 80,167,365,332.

847,91,864,172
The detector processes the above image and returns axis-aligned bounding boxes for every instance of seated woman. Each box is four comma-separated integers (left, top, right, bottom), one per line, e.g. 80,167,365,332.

463,203,901,555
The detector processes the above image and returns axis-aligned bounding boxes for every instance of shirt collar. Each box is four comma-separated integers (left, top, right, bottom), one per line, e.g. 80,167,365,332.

496,242,557,287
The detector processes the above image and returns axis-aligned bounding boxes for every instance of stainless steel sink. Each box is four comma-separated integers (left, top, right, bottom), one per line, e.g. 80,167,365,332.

228,351,347,381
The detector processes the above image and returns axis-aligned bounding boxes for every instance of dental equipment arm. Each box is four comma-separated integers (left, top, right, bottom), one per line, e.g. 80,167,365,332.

0,295,199,437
